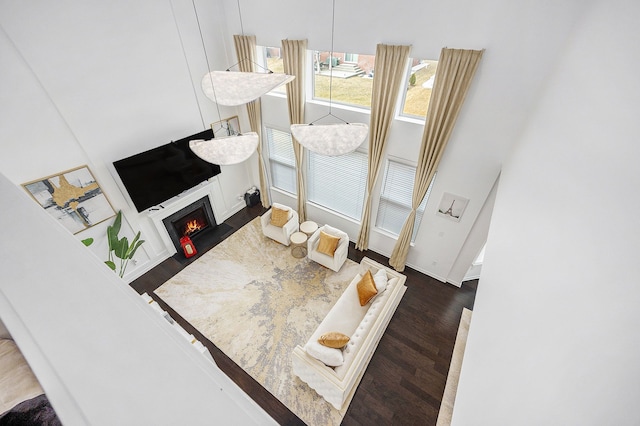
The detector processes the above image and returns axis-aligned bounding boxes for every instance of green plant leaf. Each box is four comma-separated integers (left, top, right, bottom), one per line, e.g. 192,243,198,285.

81,237,94,247
111,211,122,235
127,239,145,260
114,236,129,260
105,260,116,271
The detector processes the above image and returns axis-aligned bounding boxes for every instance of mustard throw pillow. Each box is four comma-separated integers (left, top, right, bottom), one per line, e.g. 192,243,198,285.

270,206,289,227
357,270,378,306
316,231,341,257
318,332,350,349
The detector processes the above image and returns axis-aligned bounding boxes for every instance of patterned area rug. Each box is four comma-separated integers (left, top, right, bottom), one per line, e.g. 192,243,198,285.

155,217,362,426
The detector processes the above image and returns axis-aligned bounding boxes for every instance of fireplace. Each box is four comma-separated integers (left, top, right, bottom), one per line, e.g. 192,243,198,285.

162,196,217,255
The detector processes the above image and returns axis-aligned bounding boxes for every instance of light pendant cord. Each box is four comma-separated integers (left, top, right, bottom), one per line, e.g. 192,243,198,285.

192,0,224,129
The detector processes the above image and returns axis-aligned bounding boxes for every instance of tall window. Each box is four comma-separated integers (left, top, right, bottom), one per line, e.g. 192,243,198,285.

265,127,296,194
262,46,286,94
400,58,438,118
376,160,435,242
307,150,368,220
312,50,374,109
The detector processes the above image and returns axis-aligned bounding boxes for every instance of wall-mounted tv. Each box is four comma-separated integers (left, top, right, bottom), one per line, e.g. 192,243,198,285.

113,129,221,212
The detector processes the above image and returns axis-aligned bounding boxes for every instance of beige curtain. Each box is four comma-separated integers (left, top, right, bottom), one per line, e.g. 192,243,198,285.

355,44,411,250
281,39,308,222
234,34,270,208
389,48,484,271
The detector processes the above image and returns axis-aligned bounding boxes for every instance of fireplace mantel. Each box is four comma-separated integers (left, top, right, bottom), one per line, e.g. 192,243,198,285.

146,179,226,255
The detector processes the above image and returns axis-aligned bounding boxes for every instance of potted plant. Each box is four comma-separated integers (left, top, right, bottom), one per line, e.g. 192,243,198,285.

105,211,145,278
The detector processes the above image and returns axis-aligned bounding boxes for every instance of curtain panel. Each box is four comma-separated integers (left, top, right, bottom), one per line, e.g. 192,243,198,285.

355,44,412,250
233,34,270,208
281,39,308,222
389,47,484,272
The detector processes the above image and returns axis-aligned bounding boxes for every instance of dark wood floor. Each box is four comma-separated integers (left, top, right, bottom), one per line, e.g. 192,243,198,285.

131,204,477,425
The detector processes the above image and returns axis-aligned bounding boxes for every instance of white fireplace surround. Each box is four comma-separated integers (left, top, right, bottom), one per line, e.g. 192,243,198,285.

147,179,226,255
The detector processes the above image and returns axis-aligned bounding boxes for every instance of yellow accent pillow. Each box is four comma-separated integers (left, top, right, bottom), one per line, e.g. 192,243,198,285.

357,270,378,306
270,206,289,227
318,332,350,349
317,231,341,257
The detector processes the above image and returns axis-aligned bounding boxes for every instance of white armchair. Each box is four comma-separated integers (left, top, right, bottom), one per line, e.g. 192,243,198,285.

260,203,299,246
307,224,349,272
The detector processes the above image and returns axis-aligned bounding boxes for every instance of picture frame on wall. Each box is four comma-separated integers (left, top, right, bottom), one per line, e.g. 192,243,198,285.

211,115,241,136
436,192,469,223
22,165,116,234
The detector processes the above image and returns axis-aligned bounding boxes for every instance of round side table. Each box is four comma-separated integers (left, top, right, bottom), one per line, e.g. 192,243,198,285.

290,232,308,258
300,220,318,237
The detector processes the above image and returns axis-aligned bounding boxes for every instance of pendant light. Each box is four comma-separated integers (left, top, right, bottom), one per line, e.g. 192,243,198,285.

290,0,368,156
201,0,294,106
187,0,258,166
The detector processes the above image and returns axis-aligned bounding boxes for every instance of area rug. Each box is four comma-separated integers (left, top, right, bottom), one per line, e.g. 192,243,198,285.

155,217,363,426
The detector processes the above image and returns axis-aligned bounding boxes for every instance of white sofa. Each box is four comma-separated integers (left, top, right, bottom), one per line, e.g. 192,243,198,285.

292,257,407,410
307,224,349,272
260,203,299,246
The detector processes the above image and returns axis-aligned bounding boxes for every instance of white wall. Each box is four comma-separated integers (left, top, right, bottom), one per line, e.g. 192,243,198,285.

452,0,640,424
0,0,255,281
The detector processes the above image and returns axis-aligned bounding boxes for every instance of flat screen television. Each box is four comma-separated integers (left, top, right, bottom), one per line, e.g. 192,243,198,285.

113,129,221,212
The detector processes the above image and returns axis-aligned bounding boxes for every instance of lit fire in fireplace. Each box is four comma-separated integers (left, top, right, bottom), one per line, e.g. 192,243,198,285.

184,219,204,236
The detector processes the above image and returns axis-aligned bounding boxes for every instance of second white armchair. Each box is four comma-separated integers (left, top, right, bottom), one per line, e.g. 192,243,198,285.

307,224,349,272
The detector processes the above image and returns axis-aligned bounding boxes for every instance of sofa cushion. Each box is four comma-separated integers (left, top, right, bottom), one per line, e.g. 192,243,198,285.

373,268,388,293
304,274,370,366
335,276,398,379
318,332,350,349
270,206,289,227
356,270,378,306
305,341,344,367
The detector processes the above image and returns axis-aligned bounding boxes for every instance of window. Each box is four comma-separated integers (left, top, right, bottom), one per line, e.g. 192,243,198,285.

265,127,296,194
312,50,374,109
307,150,368,220
262,46,286,94
400,59,438,118
376,160,435,242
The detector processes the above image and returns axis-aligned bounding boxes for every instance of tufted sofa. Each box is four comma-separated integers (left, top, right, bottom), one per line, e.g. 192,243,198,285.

292,257,407,410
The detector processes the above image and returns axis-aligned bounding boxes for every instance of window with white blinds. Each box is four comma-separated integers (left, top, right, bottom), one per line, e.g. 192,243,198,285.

307,150,368,220
265,127,297,195
375,160,435,242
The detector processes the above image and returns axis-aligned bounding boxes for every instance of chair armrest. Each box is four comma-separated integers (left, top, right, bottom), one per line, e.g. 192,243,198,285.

307,228,321,251
260,210,272,229
333,237,349,266
283,216,299,235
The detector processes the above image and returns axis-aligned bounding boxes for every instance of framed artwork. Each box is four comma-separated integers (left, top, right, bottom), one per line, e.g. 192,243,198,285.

22,165,116,234
211,116,241,136
436,192,469,222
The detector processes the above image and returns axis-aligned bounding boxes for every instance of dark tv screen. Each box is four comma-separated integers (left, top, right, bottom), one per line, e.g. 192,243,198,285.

113,129,221,212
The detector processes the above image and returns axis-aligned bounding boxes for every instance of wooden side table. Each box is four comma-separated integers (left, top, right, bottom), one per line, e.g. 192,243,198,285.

290,232,308,258
300,220,318,237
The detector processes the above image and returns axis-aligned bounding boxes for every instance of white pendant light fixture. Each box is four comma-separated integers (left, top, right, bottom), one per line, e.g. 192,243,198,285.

290,123,368,156
202,71,294,106
201,0,294,107
290,0,368,156
186,0,258,166
189,133,259,166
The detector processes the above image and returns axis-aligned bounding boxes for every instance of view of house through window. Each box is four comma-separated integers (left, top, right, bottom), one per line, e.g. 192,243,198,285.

312,50,374,109
263,46,286,94
401,59,438,118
